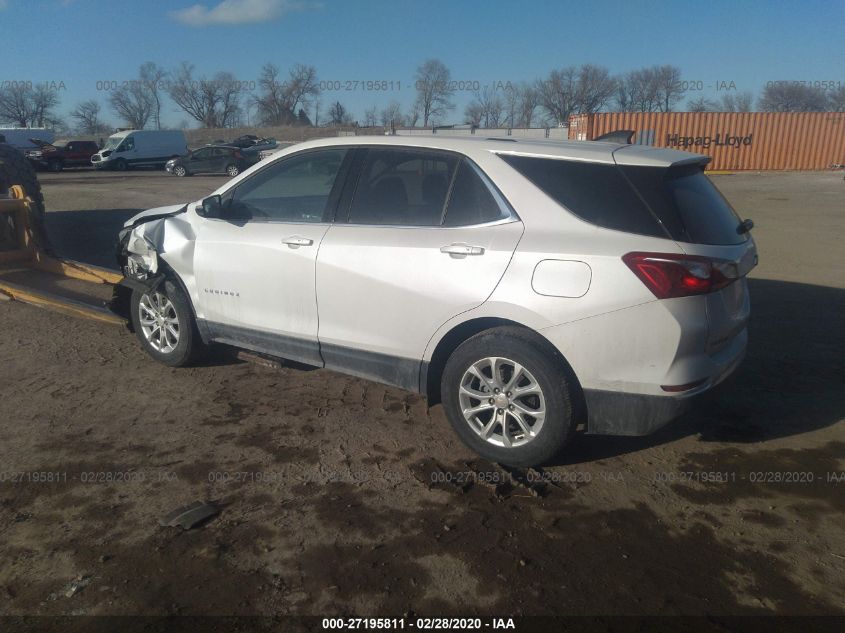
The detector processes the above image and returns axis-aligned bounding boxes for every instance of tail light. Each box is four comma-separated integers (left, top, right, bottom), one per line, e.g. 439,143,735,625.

622,252,737,299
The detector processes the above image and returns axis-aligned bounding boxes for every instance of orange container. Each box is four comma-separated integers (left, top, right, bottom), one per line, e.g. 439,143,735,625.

568,112,845,171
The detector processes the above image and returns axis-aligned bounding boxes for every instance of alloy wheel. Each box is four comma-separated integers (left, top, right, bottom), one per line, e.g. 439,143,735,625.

458,356,546,448
138,291,180,354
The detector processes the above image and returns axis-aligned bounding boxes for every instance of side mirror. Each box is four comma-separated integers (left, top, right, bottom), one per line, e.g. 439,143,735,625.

198,194,223,219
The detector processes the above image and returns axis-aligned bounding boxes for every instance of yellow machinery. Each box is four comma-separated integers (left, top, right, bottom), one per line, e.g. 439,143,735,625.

0,186,124,324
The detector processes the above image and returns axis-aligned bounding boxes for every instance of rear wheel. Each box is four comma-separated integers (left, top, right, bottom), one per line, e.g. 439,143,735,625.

130,279,204,367
225,163,240,177
441,327,577,467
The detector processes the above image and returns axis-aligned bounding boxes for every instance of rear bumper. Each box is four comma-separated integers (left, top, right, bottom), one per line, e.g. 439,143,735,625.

584,341,745,436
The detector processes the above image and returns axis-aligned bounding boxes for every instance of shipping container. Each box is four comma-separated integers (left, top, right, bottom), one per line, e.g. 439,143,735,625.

568,112,845,171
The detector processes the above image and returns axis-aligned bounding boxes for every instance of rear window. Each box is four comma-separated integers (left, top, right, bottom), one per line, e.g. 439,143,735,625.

499,155,664,238
500,154,747,245
621,165,746,245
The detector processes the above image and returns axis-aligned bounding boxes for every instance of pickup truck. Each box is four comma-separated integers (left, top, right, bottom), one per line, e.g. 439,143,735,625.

25,139,100,172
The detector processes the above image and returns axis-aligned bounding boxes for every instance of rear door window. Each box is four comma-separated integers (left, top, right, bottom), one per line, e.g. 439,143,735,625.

499,154,665,238
443,160,511,226
347,148,458,226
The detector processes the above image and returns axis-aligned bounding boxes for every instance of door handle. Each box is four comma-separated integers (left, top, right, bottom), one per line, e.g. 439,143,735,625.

440,243,485,256
282,236,313,247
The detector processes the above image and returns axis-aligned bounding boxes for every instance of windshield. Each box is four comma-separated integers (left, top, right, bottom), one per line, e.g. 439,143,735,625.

103,136,126,150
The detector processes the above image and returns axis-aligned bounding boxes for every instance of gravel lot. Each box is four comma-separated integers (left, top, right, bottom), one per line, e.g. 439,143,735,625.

0,167,843,619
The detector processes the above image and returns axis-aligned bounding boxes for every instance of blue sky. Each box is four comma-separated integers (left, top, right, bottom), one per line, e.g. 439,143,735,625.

1,0,843,128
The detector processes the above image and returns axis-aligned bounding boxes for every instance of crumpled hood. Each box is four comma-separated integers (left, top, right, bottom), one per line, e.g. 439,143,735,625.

123,204,188,228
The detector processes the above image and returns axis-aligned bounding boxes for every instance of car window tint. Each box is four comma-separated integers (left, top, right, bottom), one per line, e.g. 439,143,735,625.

500,154,664,238
622,165,747,245
228,149,347,222
443,160,509,226
193,148,212,159
348,149,458,226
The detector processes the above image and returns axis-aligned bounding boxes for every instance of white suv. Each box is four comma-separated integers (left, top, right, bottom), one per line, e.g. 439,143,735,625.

115,136,756,466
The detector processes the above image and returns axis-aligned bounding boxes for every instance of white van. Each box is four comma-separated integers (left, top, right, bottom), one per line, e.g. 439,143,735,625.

91,130,187,171
0,128,55,150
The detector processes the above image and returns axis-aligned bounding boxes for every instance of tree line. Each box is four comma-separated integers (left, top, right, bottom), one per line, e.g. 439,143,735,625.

1,58,844,135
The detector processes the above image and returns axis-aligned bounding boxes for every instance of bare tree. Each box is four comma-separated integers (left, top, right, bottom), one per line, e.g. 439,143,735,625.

577,64,617,114
517,83,539,127
253,63,319,126
109,80,153,129
465,85,505,128
328,101,353,126
0,82,61,127
720,91,754,112
758,83,828,112
687,96,719,112
284,64,320,116
414,59,454,126
829,86,845,112
363,105,378,127
140,62,168,130
653,65,684,112
70,100,109,134
464,102,483,127
167,63,243,128
29,84,60,127
536,67,579,126
380,101,404,128
0,83,30,127
312,97,322,127
407,103,421,127
502,83,519,128
616,68,658,112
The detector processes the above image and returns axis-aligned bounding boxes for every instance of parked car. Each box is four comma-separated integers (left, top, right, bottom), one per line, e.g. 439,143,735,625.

229,134,278,151
24,139,99,171
114,136,756,467
165,145,256,177
91,130,187,171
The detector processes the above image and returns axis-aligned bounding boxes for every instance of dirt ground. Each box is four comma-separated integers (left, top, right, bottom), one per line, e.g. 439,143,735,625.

0,167,843,620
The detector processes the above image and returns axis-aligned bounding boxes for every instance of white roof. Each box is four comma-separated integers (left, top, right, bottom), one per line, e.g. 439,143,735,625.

287,134,709,168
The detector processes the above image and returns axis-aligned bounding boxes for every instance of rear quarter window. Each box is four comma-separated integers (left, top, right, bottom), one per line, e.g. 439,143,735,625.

621,165,747,246
499,154,665,238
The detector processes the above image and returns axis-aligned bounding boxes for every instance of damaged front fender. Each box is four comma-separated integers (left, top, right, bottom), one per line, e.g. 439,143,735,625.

112,204,200,325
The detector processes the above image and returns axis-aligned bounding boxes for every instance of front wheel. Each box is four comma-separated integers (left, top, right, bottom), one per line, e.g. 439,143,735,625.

173,165,187,177
441,328,578,467
113,158,127,171
48,159,63,172
130,279,204,367
225,163,240,177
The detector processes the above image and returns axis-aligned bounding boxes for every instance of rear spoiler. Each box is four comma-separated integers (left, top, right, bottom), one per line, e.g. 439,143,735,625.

594,130,635,144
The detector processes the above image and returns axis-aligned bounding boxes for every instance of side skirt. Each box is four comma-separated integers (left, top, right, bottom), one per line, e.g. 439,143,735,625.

197,320,424,393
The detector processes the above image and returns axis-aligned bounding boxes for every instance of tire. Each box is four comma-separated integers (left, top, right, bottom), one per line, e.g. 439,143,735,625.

225,163,240,177
130,279,205,367
113,158,128,171
173,165,187,177
48,159,62,172
441,327,578,467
